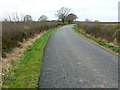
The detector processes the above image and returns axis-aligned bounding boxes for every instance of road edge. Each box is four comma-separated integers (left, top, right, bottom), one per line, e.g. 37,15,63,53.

37,26,60,88
73,26,119,56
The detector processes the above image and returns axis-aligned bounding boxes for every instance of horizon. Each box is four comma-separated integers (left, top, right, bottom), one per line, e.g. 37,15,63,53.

0,0,119,22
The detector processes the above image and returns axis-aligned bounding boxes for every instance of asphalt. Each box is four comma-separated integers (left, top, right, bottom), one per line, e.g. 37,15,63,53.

38,25,118,88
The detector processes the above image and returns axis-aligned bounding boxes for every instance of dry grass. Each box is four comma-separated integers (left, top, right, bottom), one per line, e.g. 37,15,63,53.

2,32,44,73
77,22,120,47
2,27,58,88
2,21,60,58
73,25,120,54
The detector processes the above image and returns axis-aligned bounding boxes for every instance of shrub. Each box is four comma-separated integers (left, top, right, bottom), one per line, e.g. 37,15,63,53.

2,21,61,58
77,22,120,46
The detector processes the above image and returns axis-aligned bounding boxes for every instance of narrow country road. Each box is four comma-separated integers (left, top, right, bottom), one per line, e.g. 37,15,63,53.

38,25,118,88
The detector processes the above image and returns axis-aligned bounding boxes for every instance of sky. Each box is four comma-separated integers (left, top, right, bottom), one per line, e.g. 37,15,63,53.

0,0,119,22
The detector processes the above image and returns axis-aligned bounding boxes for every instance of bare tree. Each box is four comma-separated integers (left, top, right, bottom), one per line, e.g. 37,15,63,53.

3,13,25,22
15,13,20,22
24,15,32,22
56,7,71,24
12,13,20,22
38,15,48,21
3,14,12,22
20,13,25,21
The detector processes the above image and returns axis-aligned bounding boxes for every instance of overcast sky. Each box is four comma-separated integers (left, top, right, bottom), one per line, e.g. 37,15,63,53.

0,0,119,22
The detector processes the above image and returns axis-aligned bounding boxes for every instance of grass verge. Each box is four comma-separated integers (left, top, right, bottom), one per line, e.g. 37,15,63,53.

73,25,120,54
2,27,58,88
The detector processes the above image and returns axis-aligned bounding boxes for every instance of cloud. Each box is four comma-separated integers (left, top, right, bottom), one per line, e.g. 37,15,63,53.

0,0,119,21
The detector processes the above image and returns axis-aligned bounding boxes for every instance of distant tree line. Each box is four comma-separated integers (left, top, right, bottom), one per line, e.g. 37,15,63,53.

3,7,78,24
3,14,49,22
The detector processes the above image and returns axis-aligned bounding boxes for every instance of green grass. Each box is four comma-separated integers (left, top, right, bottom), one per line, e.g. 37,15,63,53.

2,27,58,88
73,25,120,53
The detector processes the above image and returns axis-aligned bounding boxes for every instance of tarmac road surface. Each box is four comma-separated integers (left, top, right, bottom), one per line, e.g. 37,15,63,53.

38,25,118,88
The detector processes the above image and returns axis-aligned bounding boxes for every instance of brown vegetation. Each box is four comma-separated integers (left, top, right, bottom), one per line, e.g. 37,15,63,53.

2,33,43,73
77,22,120,47
2,21,61,58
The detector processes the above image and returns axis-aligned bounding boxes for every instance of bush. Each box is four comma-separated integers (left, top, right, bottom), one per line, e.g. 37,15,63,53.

77,22,120,46
2,21,61,58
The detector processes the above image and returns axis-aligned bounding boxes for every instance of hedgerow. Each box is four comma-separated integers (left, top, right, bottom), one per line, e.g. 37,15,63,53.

77,22,120,47
2,21,61,57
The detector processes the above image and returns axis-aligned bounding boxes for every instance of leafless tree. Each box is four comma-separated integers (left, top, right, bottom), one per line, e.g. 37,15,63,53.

12,13,20,22
56,7,71,24
3,13,25,22
3,15,12,22
20,13,25,21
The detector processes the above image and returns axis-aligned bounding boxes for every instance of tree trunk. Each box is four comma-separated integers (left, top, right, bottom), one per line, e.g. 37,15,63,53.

62,19,64,24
